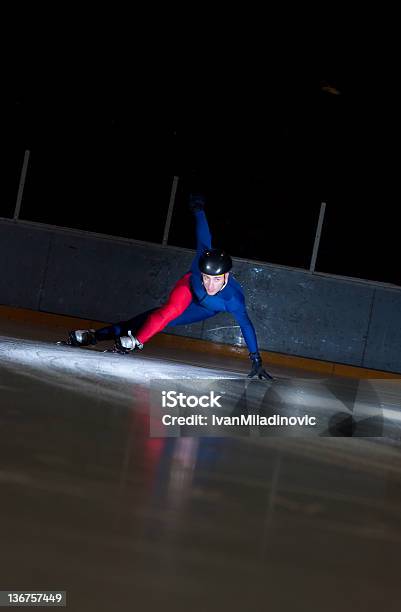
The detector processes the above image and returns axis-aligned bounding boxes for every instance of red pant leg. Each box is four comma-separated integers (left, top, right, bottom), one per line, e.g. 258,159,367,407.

136,273,193,344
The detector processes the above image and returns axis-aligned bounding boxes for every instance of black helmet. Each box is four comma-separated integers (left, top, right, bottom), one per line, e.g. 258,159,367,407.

199,249,233,275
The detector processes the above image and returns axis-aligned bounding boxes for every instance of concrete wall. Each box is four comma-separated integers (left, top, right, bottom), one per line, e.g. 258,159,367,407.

1,218,400,373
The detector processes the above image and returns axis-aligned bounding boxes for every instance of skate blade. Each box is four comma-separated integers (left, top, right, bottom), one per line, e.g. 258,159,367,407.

103,348,134,355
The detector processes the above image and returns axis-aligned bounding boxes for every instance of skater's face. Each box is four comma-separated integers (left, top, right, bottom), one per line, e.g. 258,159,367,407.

202,273,229,295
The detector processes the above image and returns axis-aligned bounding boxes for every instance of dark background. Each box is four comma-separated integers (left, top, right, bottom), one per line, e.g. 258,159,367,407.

1,55,397,285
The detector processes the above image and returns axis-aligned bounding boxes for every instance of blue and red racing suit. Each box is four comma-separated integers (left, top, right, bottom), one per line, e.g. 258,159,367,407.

96,210,259,354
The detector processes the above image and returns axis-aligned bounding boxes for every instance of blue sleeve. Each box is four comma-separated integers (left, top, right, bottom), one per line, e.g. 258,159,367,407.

228,294,259,354
190,210,212,273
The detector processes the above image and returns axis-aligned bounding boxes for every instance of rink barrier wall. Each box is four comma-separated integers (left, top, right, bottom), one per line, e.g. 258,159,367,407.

1,218,401,375
0,305,400,380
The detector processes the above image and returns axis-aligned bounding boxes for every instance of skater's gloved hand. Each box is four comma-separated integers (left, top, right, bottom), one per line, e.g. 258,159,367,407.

189,193,206,213
248,352,274,380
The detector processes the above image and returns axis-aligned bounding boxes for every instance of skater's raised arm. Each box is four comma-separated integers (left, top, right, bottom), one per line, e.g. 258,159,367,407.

188,194,212,273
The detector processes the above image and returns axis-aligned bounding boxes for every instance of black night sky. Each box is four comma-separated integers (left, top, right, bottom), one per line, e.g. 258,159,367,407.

2,56,398,286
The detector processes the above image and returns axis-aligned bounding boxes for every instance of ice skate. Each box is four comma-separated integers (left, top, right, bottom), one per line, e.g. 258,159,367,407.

57,329,97,347
103,330,143,354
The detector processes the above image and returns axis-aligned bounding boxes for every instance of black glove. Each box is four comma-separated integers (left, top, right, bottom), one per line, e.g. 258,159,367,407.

248,352,274,380
189,193,206,213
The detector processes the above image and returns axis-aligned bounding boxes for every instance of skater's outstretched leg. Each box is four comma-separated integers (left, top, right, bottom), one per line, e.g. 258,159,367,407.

58,272,193,353
94,309,158,342
57,309,157,349
134,273,193,344
97,273,193,352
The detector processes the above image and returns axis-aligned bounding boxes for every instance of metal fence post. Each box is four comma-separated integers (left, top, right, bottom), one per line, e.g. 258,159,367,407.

310,201,326,272
13,150,30,221
162,176,179,246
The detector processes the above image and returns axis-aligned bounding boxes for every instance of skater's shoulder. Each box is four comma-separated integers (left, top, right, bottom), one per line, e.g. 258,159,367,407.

223,277,246,310
227,275,244,294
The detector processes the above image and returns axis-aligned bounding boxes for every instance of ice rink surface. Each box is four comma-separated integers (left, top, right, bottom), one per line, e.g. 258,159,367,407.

1,318,401,611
